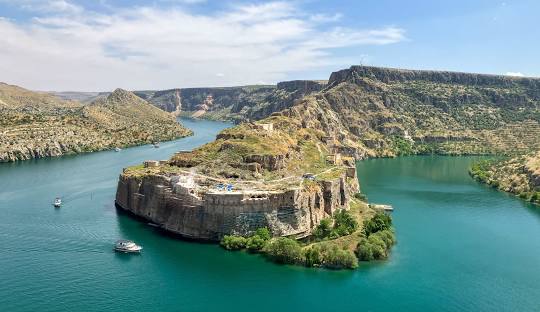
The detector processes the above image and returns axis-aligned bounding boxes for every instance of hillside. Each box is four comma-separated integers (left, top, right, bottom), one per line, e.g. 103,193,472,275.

54,81,326,124
0,85,191,162
271,66,540,158
470,153,540,204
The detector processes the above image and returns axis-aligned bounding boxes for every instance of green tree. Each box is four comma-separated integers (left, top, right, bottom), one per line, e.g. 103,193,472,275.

304,246,322,267
255,227,271,241
356,240,374,261
263,237,303,264
313,218,333,239
363,212,392,236
220,235,247,250
246,235,266,252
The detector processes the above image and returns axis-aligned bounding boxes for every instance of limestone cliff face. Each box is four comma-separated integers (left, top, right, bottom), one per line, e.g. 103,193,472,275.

115,170,359,241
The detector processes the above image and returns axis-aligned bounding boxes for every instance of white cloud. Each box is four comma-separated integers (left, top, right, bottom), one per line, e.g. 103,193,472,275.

505,72,524,77
309,13,343,23
0,1,406,91
1,0,83,13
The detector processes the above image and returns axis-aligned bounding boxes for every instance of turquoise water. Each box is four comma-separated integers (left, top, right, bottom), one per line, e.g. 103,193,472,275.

1,120,539,311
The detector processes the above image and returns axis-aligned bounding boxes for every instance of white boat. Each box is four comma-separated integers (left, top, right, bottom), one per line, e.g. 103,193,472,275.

115,147,121,152
153,142,160,148
114,240,142,253
53,197,62,208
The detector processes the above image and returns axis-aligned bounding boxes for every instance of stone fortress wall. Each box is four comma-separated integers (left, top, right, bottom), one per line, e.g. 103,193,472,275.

115,167,359,241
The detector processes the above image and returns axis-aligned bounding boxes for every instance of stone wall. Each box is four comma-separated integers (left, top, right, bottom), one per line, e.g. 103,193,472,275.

115,170,359,241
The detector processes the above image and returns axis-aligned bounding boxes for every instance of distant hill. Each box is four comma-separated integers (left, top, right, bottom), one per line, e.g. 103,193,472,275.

51,81,327,124
1,85,191,162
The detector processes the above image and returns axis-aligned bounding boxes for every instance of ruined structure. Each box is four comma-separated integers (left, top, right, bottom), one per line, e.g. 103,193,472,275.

115,167,358,241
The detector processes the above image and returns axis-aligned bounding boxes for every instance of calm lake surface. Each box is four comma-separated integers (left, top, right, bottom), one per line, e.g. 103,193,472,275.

1,118,539,311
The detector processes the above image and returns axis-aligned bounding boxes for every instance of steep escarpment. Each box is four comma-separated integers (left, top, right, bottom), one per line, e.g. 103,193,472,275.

470,153,540,204
0,85,191,162
116,114,360,241
274,66,540,159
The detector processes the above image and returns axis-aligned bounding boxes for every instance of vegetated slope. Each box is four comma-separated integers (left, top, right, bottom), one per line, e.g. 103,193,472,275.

273,66,540,159
469,152,540,204
0,84,191,162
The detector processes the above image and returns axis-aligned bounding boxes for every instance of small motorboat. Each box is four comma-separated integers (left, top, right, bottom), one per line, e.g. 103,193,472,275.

114,240,143,253
53,197,62,208
153,142,160,148
115,147,121,152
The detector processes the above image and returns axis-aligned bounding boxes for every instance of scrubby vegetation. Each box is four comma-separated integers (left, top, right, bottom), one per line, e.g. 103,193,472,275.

356,213,396,261
220,235,247,250
469,154,540,205
220,227,271,251
312,209,358,240
469,160,498,184
219,207,396,270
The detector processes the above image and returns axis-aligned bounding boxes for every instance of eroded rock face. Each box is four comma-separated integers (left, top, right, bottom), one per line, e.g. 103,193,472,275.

115,170,359,241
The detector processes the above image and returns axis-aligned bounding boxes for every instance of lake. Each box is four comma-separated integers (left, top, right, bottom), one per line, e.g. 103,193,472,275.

1,119,539,311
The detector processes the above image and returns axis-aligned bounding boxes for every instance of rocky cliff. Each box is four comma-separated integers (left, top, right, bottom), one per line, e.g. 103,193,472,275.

0,85,191,162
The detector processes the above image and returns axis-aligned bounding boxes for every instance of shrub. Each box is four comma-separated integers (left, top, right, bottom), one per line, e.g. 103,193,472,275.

304,245,322,267
363,212,392,236
322,244,358,269
220,235,247,250
377,229,396,247
370,244,386,260
356,228,396,262
313,218,333,239
356,240,374,261
246,235,266,252
313,210,358,240
255,227,271,241
531,192,540,203
333,210,358,236
263,237,304,264
354,193,368,202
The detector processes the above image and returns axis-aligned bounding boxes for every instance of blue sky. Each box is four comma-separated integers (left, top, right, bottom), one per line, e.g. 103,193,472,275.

0,0,537,91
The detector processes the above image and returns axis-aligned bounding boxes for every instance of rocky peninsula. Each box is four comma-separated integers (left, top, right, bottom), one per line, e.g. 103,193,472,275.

115,65,540,268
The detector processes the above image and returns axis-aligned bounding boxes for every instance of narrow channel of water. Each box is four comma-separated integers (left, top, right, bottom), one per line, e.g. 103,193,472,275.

0,120,539,311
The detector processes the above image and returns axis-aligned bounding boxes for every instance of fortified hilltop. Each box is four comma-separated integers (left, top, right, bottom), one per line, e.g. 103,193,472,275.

116,115,360,240
115,65,540,242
